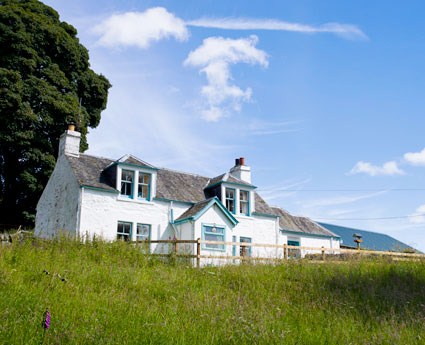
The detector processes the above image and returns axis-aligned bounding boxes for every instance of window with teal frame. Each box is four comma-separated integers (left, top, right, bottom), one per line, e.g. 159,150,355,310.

225,188,235,214
232,236,237,256
202,225,225,251
138,173,151,200
287,240,300,247
117,221,132,241
120,170,133,197
136,223,150,241
240,237,252,257
239,190,250,216
136,223,151,253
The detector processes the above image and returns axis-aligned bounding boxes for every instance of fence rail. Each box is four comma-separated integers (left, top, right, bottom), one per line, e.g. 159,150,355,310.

131,239,424,267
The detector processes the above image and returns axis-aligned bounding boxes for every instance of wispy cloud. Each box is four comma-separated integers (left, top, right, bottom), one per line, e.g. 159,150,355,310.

93,7,189,48
259,178,312,202
404,148,425,166
184,35,268,121
300,191,386,208
246,119,302,135
187,18,368,40
409,204,425,224
348,161,405,176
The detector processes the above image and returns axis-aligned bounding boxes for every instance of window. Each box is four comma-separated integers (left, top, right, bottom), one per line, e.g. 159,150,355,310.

287,240,300,247
240,237,252,257
225,188,235,214
138,173,151,200
121,170,133,197
239,190,250,216
287,239,301,258
136,223,150,241
232,236,237,256
202,225,225,251
117,222,132,241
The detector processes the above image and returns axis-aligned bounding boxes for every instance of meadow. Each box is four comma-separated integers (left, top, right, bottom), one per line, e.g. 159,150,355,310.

1,238,424,344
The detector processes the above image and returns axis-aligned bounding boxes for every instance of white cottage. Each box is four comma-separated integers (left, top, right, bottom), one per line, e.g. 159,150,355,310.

35,127,340,258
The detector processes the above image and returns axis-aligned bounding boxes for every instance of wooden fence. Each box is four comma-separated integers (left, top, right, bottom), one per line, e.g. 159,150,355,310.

131,239,425,267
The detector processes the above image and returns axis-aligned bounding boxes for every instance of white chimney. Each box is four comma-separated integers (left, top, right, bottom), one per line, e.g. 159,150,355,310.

229,157,251,183
58,124,81,158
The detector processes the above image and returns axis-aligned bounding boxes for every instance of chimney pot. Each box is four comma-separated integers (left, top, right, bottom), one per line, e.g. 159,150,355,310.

235,158,240,166
239,157,245,166
68,123,76,131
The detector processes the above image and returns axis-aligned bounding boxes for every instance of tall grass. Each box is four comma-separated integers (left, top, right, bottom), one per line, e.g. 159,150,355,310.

1,238,424,344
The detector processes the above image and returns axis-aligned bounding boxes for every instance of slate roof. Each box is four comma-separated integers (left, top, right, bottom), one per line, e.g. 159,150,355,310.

118,155,157,169
66,154,116,192
272,207,338,237
176,198,215,222
65,153,275,216
318,223,418,252
205,172,255,189
156,169,210,203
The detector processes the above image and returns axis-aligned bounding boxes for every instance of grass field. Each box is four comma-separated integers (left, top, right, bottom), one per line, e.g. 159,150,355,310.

1,238,424,344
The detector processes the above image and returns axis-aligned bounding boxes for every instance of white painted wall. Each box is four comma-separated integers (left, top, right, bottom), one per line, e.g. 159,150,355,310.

79,190,189,252
232,214,279,258
35,156,81,238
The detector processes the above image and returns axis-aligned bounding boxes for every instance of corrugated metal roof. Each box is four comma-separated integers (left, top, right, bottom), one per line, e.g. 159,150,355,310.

318,222,417,252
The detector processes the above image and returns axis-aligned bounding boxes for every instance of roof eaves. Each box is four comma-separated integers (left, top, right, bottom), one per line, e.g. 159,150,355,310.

251,211,278,218
174,197,239,226
280,228,341,239
81,184,119,194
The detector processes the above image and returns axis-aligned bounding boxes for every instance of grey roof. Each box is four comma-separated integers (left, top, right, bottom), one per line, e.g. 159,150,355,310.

66,153,277,217
205,172,255,189
66,154,116,192
272,207,338,237
156,169,210,203
118,155,156,169
254,193,277,216
175,198,215,221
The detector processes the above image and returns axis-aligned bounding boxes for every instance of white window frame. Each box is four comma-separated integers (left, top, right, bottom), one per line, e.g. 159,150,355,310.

239,190,250,216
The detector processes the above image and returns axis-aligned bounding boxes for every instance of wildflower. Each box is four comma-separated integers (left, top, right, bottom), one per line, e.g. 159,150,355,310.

42,308,50,330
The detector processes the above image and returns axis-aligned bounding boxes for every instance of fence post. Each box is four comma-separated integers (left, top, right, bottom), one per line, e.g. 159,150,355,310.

196,238,201,268
321,246,325,261
174,239,179,255
283,244,288,260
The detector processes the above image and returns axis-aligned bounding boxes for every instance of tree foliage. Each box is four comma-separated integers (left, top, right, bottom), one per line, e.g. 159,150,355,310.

0,0,111,225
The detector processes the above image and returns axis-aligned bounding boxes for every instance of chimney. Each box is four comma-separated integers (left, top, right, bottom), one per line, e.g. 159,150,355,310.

229,157,251,183
58,123,81,158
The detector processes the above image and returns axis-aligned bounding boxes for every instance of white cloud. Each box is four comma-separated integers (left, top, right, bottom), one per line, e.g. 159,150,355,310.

349,161,405,176
184,35,268,121
93,7,189,48
187,18,367,40
404,148,425,166
409,204,425,224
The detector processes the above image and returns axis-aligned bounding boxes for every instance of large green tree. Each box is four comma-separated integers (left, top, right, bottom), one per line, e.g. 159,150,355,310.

0,0,111,225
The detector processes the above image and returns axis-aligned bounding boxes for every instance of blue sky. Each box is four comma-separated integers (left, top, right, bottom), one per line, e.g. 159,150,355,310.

44,0,425,251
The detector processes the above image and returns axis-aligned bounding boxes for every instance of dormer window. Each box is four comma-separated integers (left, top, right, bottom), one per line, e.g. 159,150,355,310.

121,170,134,197
138,173,151,199
225,188,235,214
240,190,250,216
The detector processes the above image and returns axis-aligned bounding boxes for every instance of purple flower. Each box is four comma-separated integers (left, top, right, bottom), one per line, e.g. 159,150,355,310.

43,308,50,330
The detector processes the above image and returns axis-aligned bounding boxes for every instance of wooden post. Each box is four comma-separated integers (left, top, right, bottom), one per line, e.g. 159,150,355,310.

196,238,201,268
241,245,247,258
321,246,325,261
173,239,178,254
283,243,288,260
